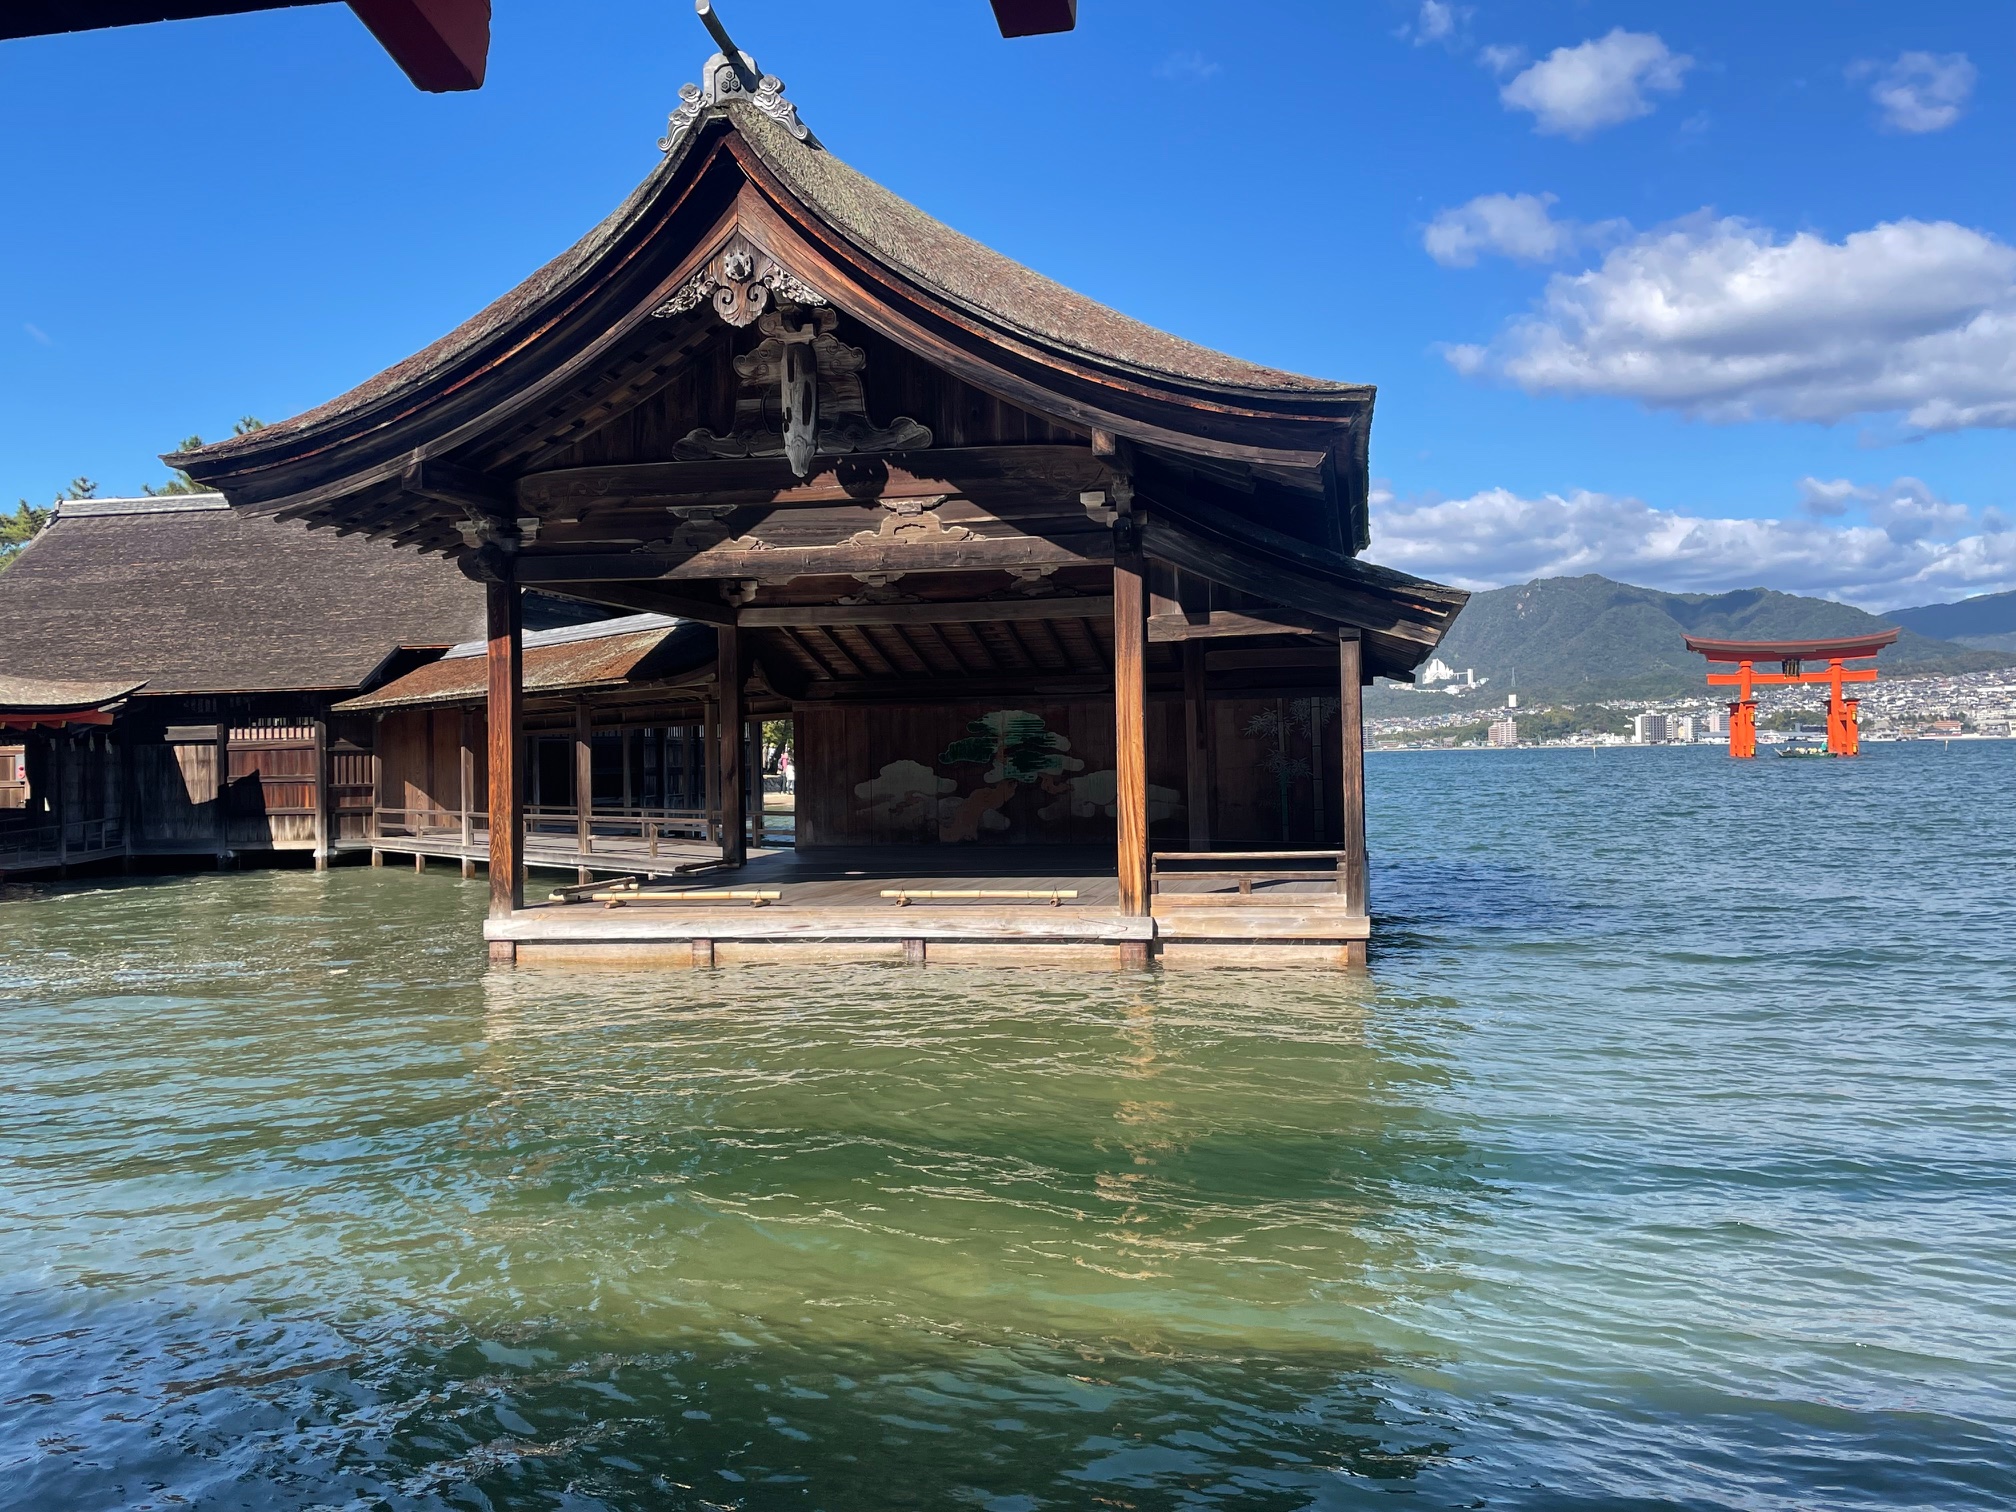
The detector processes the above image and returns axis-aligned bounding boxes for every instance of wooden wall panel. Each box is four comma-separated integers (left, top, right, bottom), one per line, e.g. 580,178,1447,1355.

796,698,1183,849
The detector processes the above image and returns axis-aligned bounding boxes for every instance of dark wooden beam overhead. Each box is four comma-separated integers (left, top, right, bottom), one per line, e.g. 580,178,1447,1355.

516,447,1109,514
991,0,1076,37
1,0,491,93
738,597,1115,629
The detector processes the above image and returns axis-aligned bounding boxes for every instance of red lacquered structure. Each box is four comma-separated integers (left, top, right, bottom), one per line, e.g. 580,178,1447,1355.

1683,630,1900,758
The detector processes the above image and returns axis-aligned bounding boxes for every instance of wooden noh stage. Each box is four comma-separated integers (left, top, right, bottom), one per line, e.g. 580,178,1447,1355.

174,42,1466,968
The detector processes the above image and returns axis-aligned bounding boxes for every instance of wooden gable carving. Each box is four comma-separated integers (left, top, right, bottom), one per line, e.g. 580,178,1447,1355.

672,305,931,476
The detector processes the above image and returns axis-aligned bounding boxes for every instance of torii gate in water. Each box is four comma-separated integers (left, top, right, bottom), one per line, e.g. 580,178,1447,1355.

1683,629,1900,758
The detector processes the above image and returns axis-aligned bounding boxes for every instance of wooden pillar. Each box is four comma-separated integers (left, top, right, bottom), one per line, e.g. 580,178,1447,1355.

370,714,384,841
573,701,593,857
311,718,330,871
214,720,230,860
1113,547,1149,917
486,576,524,919
703,702,720,841
748,720,764,848
458,709,474,852
1338,630,1368,917
717,627,746,865
1181,641,1212,850
53,734,70,872
621,728,634,811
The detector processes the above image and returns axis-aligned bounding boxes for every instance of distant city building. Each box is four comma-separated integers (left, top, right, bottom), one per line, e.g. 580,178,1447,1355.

1505,693,1519,709
1488,717,1518,747
1672,714,1701,743
1633,711,1669,745
1707,709,1730,737
1419,657,1457,685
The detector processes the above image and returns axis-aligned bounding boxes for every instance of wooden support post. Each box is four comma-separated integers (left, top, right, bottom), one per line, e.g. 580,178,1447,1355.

214,720,230,861
621,728,634,811
371,848,384,867
903,937,926,966
1182,641,1212,850
574,701,594,857
718,627,746,866
311,718,330,871
691,937,715,968
458,710,474,852
54,735,70,872
415,851,426,874
748,720,765,848
486,576,525,917
370,714,384,841
1338,630,1368,919
704,701,720,843
1113,545,1150,916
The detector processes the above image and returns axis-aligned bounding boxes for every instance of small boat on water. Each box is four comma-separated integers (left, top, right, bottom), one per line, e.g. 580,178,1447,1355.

1776,743,1833,759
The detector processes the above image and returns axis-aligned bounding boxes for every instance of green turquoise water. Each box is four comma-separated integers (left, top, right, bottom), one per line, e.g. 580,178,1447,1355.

3,743,2012,1509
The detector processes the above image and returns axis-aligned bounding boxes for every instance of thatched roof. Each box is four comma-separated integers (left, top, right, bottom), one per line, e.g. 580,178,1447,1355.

0,495,488,695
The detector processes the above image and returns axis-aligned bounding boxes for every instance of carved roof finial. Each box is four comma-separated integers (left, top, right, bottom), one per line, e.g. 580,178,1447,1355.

659,0,813,154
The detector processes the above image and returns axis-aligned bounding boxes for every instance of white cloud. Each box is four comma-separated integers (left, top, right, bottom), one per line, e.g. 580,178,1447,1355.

1500,29,1692,137
1858,51,1976,133
23,323,51,346
1400,1,1471,48
1371,478,2016,610
1153,49,1220,82
1477,43,1526,76
1423,192,1627,267
1446,214,2016,431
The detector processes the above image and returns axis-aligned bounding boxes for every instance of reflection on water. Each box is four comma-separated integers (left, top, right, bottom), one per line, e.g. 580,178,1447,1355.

3,742,2014,1509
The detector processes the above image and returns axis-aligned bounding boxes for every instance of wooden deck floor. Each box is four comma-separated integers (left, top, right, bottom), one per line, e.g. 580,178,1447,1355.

487,846,1368,970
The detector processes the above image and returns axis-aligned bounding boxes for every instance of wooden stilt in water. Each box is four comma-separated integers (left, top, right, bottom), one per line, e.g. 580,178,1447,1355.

414,852,425,873
486,574,524,918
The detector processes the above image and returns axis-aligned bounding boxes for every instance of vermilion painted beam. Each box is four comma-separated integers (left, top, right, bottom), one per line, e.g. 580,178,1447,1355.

990,0,1076,37
346,0,488,91
1,3,489,93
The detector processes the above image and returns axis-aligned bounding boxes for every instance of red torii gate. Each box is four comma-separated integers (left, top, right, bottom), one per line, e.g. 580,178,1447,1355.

1683,630,1899,758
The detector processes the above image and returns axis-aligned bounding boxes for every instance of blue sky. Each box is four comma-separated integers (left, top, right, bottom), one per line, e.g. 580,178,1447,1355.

3,0,2011,609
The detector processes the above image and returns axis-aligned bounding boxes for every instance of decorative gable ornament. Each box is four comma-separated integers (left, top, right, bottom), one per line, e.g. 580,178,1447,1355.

658,50,811,155
654,242,828,329
675,307,932,478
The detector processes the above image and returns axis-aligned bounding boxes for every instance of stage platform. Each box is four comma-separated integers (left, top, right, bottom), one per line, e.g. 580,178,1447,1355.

484,846,1369,970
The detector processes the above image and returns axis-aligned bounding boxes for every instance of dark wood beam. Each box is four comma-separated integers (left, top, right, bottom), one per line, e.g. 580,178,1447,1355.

510,533,1108,586
1146,609,1330,642
402,455,512,513
1114,546,1150,921
1339,631,1368,923
738,597,1115,629
717,626,745,866
516,446,1109,513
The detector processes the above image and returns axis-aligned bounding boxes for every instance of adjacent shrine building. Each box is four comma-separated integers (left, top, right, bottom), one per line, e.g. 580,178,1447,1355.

176,49,1467,967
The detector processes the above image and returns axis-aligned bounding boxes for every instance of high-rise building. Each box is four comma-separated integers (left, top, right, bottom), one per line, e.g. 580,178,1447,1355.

1488,717,1518,747
1672,714,1701,743
1707,709,1731,737
1633,711,1669,744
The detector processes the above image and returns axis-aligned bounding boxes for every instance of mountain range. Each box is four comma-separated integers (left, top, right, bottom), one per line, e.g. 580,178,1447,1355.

1887,589,2016,653
1395,575,2014,703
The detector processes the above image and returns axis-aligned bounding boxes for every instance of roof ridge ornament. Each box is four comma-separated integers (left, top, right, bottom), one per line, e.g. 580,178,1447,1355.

658,0,812,154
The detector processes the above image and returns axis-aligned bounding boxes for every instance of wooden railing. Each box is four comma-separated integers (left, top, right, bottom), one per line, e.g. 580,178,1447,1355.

371,806,714,858
1150,850,1347,897
0,816,126,870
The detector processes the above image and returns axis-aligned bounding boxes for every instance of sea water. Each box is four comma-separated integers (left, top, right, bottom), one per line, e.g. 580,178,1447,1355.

2,741,2011,1510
